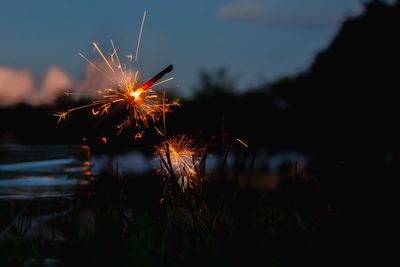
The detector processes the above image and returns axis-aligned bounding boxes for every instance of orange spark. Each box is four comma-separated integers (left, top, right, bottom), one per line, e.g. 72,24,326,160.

134,132,143,139
101,136,108,144
236,138,249,149
52,111,68,126
54,11,178,138
156,135,205,193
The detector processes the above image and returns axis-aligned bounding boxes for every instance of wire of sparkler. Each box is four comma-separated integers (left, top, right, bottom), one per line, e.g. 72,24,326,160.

140,65,173,91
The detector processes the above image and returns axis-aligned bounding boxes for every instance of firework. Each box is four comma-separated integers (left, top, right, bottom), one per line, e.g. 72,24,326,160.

156,135,207,193
54,11,179,136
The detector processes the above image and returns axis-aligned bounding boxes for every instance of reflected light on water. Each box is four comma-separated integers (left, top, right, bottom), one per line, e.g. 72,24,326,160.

0,144,93,200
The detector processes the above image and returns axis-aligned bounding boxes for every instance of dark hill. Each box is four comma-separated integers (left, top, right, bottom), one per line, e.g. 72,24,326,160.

270,0,400,152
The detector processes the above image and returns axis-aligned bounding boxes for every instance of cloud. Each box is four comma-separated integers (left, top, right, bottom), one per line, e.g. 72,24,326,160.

217,1,268,22
217,1,351,29
0,68,33,106
0,66,71,107
0,59,134,107
75,60,120,97
31,67,71,105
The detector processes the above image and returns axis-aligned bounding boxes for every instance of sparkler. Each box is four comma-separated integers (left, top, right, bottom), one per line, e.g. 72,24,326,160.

156,135,207,193
54,11,179,136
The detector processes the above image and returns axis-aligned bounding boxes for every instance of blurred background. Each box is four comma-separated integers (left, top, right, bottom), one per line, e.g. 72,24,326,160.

1,1,399,265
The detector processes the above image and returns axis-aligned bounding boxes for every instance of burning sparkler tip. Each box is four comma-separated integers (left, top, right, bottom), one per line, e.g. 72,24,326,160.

53,11,177,137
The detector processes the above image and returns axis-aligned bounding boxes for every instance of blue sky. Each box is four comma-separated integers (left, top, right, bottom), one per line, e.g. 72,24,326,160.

0,0,385,97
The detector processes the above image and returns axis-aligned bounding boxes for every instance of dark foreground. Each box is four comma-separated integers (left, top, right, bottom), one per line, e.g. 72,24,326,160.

0,162,336,267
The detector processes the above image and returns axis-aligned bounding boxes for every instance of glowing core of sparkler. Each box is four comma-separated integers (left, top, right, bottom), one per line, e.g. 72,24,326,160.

130,88,143,100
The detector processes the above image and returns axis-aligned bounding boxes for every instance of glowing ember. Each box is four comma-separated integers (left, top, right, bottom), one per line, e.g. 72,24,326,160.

52,111,68,126
236,138,249,148
54,11,179,137
156,135,206,193
134,131,144,140
130,88,143,99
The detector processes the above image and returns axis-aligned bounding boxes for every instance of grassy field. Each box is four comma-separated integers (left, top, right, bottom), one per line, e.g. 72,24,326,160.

0,154,335,267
